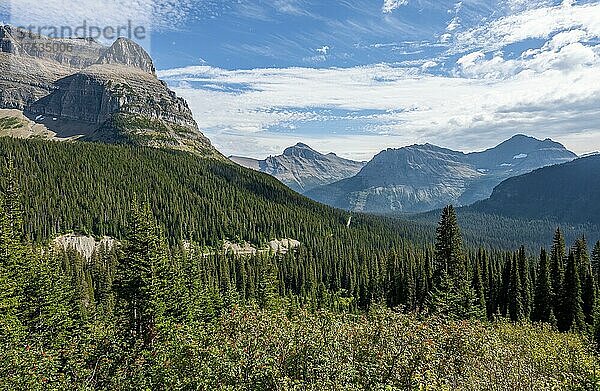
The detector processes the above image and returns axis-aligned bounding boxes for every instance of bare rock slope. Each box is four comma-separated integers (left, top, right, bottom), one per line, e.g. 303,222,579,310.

230,143,365,193
306,135,577,214
0,25,217,157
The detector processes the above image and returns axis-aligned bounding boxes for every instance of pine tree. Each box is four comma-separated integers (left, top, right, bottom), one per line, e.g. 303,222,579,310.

561,252,586,332
573,237,589,282
433,205,466,284
0,167,26,343
533,249,553,323
582,270,596,326
113,200,168,347
472,252,486,312
518,246,532,320
592,241,600,287
508,254,524,322
550,228,565,322
429,206,482,319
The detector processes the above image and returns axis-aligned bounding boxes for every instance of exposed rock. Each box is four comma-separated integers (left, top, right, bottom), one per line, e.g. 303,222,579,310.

306,135,577,214
219,238,301,256
0,25,218,157
230,143,365,193
268,238,301,253
53,233,117,260
96,38,155,75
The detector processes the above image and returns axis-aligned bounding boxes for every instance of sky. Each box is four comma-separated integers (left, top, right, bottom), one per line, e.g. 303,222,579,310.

1,0,600,160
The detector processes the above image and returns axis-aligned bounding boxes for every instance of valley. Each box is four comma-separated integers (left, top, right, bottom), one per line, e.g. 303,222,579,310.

0,19,599,390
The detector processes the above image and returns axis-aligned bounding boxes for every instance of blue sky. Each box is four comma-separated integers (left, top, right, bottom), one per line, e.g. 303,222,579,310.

2,0,600,159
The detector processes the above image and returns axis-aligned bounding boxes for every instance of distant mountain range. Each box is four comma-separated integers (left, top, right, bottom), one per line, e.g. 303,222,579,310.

0,25,218,157
230,143,365,193
304,135,577,214
468,155,600,226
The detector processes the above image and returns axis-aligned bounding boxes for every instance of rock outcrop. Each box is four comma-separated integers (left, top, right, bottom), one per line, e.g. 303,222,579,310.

0,25,217,156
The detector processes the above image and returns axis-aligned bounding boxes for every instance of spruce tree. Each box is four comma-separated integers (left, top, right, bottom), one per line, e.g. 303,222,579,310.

508,254,524,322
561,252,586,332
550,228,565,322
472,252,486,312
433,205,466,283
533,249,552,323
592,241,600,287
582,270,596,326
113,200,168,347
429,206,482,319
518,246,532,320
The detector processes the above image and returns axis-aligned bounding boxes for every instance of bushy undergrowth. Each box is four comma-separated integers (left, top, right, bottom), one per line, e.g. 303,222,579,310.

3,306,598,391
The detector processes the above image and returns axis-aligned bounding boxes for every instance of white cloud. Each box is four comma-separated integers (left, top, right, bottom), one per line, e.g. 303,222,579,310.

452,1,600,53
158,58,600,160
316,45,330,55
382,0,408,14
6,0,222,36
455,39,599,79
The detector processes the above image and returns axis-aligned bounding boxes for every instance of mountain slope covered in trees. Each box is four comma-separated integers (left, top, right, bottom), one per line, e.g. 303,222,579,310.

469,155,600,226
1,165,599,388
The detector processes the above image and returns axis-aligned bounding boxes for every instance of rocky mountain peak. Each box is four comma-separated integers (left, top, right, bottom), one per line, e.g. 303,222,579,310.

231,143,365,193
306,135,577,214
0,26,218,157
282,142,320,158
96,37,155,75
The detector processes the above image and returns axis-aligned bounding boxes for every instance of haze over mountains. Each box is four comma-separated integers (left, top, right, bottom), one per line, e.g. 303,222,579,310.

304,135,576,214
0,25,217,157
230,143,365,193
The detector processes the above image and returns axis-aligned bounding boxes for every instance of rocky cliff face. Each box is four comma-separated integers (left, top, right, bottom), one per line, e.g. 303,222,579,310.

230,143,365,193
0,25,217,156
306,135,577,214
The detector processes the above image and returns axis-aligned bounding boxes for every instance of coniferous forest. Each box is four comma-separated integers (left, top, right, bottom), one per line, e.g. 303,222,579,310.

1,139,600,389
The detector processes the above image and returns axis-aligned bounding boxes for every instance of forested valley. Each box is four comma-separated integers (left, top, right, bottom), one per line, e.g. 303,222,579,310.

1,139,599,390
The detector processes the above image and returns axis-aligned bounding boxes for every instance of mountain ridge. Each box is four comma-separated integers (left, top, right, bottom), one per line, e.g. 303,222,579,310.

230,143,365,193
305,135,577,213
467,155,600,226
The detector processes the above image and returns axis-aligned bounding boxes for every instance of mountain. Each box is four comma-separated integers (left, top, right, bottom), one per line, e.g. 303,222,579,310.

306,135,577,214
0,25,218,157
468,155,600,226
230,143,365,193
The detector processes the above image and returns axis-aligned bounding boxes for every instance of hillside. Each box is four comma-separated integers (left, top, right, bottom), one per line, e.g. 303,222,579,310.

306,135,576,214
1,138,599,390
230,143,365,193
469,155,600,226
0,138,409,249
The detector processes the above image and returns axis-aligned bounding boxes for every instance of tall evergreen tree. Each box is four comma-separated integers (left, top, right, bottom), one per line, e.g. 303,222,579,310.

433,206,466,284
550,228,565,322
561,252,586,332
517,246,532,320
472,251,486,312
113,200,169,347
508,254,524,322
533,249,553,323
592,241,600,288
429,206,483,319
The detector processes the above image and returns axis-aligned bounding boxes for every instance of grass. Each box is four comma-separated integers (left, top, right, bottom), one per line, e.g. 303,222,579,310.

0,116,24,130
